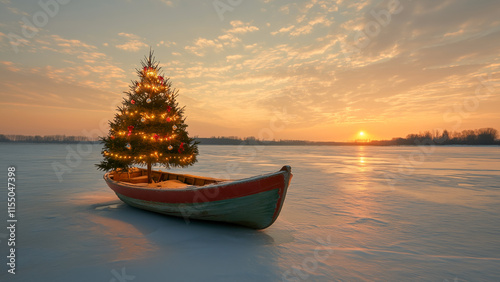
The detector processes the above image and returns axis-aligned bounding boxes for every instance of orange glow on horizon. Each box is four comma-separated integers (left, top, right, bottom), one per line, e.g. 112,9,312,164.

356,131,369,142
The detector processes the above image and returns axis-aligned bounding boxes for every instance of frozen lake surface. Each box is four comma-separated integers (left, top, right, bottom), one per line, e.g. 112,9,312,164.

0,144,499,281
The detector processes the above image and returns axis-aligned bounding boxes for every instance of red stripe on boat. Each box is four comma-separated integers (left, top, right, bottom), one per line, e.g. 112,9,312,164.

107,173,285,204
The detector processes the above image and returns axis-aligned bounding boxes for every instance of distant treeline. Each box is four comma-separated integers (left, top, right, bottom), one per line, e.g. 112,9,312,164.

374,128,499,146
195,136,311,146
0,134,99,143
0,134,309,145
0,128,498,146
198,128,499,146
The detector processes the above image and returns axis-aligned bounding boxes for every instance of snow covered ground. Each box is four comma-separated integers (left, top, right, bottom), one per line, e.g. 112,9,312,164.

0,144,499,281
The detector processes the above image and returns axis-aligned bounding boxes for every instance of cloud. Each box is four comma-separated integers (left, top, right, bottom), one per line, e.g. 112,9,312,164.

271,3,333,36
115,33,148,52
226,55,242,62
271,25,295,35
6,6,29,16
46,35,109,64
226,21,259,34
116,41,148,52
184,21,258,56
346,1,371,12
1,61,20,72
0,62,121,114
279,5,290,14
2,34,128,92
185,38,223,56
157,40,176,47
51,34,96,50
160,0,174,7
241,1,500,133
343,0,500,58
164,0,500,139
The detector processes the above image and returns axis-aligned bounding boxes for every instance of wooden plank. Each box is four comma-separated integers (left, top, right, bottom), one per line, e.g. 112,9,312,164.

114,172,141,181
158,173,167,182
128,175,148,184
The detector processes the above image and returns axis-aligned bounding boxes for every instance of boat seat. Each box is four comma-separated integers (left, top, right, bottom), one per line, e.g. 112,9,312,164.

131,180,189,189
154,180,189,189
128,175,148,184
112,172,142,181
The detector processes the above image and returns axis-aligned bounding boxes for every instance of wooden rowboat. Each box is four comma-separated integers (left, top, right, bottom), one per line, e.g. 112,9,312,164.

103,166,292,229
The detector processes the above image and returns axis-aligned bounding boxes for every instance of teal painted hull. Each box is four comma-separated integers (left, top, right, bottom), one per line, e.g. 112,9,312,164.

116,189,280,229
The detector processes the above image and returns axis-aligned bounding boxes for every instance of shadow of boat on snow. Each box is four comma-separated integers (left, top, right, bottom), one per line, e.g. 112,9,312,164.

89,200,277,246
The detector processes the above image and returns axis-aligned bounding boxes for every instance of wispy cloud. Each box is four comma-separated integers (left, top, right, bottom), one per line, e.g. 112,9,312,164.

272,15,332,36
1,61,20,72
157,40,176,47
6,6,28,16
160,0,174,7
226,21,259,34
185,38,223,56
0,33,128,93
184,21,258,56
115,32,148,52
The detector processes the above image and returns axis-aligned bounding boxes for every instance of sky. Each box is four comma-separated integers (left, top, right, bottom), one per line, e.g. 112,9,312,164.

0,0,499,142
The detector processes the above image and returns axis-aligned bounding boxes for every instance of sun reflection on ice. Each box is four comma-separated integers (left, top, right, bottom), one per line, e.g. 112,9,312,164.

357,146,367,173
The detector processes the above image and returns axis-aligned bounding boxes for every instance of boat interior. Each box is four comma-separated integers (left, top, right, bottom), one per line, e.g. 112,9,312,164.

109,167,225,188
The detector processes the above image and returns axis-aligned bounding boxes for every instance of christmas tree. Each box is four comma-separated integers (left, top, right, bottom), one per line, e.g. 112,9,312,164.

97,51,198,183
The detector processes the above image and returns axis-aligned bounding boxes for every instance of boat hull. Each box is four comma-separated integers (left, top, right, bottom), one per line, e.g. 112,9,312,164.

104,166,292,229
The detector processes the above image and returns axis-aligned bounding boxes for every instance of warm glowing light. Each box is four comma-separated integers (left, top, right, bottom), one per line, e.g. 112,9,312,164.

356,131,369,143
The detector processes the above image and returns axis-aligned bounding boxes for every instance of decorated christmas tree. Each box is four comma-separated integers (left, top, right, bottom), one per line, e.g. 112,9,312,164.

97,51,198,183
